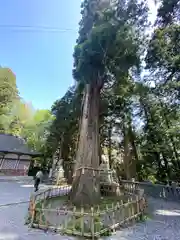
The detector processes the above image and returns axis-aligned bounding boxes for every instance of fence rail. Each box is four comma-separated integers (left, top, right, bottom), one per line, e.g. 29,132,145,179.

33,185,71,202
29,195,145,238
121,180,180,202
27,184,146,238
26,178,180,239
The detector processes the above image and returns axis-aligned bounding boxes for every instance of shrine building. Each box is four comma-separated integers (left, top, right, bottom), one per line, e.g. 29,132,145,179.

0,133,41,176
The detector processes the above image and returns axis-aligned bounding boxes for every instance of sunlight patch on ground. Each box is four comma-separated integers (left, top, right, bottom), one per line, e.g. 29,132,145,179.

155,209,180,216
0,233,19,240
20,184,34,188
20,184,49,189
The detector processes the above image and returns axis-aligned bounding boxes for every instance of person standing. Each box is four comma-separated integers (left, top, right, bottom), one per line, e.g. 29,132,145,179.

34,170,43,192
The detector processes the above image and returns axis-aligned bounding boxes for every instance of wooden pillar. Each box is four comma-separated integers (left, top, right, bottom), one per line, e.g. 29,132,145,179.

15,155,20,168
0,154,5,169
15,155,20,175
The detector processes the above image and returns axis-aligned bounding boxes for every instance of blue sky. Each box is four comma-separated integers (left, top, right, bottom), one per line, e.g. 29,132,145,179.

0,0,82,110
0,0,157,110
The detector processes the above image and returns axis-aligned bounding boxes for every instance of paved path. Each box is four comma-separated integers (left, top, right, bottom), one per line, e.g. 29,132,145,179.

0,182,180,240
0,176,33,182
0,182,75,240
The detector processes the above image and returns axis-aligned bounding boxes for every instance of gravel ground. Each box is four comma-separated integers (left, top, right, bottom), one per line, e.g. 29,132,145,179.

107,197,180,240
0,181,180,240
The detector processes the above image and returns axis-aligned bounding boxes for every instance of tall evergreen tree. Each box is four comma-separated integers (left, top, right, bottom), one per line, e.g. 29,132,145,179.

0,67,19,132
69,0,148,206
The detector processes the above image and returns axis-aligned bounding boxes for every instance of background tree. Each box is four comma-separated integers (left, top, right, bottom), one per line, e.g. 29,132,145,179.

141,0,180,182
0,67,19,132
0,66,53,167
45,85,82,181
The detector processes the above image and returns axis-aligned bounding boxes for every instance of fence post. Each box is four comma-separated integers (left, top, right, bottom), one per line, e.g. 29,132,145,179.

39,208,42,227
72,206,76,234
116,201,120,224
131,197,135,223
30,197,36,228
112,203,116,234
43,192,45,208
128,198,131,221
80,207,84,236
136,195,140,220
64,211,68,231
91,207,95,239
96,205,100,238
120,200,124,223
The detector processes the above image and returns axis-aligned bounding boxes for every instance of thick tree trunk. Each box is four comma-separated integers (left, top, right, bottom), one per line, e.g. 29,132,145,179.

128,124,139,179
108,122,112,168
123,124,131,180
159,100,179,167
155,151,163,181
99,144,102,165
51,137,64,179
69,84,101,206
162,153,171,180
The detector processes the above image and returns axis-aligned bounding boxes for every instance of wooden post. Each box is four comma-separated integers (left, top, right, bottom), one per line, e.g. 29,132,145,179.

128,198,131,222
30,197,36,227
116,201,120,223
80,207,84,236
39,208,42,227
91,207,95,239
112,203,116,233
96,205,100,238
136,195,140,220
72,206,76,234
121,200,124,222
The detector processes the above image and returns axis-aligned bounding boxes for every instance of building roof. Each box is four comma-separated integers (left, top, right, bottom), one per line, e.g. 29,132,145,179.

0,133,41,156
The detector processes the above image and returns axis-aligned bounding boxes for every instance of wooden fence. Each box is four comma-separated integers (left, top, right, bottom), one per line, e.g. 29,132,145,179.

33,185,71,202
121,180,180,202
27,185,146,238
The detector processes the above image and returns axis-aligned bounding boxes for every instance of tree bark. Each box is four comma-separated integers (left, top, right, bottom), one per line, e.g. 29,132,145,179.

69,83,101,206
123,123,131,180
159,100,179,165
128,124,139,179
51,136,63,179
108,122,112,168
